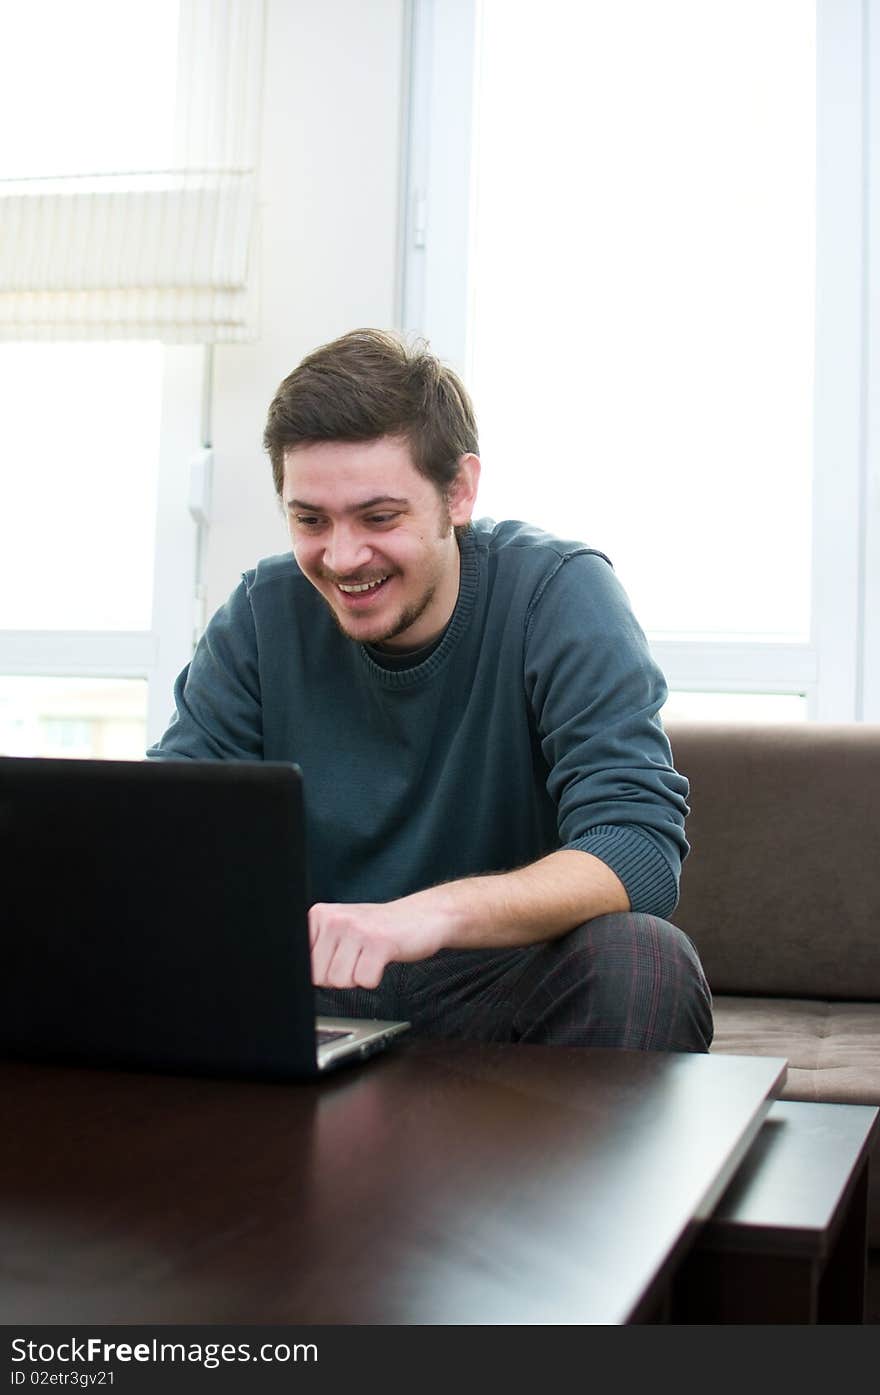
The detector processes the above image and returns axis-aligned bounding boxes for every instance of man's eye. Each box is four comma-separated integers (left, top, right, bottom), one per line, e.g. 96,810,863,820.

366,513,398,526
295,515,322,528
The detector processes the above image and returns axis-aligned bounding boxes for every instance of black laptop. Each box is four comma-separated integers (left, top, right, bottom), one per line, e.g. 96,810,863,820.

0,756,409,1080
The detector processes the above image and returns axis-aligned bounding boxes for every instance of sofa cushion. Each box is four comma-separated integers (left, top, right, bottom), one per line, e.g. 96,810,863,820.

664,722,880,999
710,995,880,1105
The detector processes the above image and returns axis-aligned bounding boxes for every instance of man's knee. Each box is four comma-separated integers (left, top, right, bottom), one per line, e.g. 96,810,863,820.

519,911,714,1052
575,909,704,967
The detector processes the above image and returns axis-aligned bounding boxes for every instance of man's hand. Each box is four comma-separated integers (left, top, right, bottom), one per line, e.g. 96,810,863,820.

308,850,629,990
308,898,447,989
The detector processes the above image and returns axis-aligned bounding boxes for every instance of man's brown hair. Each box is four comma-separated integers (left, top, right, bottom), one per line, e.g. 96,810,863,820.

263,328,479,514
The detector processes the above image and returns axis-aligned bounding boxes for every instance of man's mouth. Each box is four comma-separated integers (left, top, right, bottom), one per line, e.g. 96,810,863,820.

335,575,390,595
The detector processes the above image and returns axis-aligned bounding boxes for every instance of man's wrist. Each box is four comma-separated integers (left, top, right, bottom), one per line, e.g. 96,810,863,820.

401,879,470,954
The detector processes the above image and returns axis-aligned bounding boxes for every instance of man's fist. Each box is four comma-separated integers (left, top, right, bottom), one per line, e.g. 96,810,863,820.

307,896,447,989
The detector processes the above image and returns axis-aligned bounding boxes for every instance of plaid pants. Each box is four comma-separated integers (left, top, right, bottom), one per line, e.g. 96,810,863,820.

314,912,714,1053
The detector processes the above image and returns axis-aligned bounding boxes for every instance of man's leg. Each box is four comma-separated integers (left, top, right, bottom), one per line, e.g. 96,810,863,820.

399,913,713,1052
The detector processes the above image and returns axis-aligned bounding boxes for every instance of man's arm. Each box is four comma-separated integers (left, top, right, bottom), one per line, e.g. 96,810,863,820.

311,549,686,991
309,848,629,989
147,576,263,761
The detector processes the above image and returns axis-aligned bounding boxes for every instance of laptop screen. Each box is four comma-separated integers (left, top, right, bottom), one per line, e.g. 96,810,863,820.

1,756,325,1080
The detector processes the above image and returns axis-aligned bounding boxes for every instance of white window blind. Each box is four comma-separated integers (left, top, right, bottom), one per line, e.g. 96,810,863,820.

0,0,264,343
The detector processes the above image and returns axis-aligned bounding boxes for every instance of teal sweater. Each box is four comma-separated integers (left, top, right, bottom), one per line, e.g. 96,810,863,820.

148,519,689,919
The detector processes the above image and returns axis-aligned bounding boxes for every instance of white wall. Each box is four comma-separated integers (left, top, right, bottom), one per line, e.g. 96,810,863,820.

206,0,406,615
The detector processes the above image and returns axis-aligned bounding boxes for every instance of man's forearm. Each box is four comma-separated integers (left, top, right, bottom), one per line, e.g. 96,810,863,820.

308,849,631,988
410,848,631,952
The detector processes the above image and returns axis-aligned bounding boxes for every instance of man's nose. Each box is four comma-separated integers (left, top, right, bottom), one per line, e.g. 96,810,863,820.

323,525,371,577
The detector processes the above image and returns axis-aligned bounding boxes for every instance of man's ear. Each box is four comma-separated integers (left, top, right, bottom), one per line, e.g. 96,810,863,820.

448,453,481,526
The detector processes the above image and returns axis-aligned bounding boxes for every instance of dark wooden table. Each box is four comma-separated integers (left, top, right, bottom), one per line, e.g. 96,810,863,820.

0,1039,787,1325
671,1099,880,1323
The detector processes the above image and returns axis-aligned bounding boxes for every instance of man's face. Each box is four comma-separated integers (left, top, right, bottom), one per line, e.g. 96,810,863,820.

282,435,477,650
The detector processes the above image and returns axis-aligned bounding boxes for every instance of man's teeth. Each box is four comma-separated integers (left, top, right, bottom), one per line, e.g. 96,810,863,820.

336,576,389,594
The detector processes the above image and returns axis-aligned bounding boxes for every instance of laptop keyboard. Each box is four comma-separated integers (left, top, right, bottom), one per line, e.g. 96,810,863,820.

316,1027,355,1045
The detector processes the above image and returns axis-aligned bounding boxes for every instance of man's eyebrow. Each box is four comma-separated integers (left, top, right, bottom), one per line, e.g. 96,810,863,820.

285,495,411,513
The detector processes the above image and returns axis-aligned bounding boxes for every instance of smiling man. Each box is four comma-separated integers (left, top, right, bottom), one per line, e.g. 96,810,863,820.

149,328,713,1051
283,433,474,651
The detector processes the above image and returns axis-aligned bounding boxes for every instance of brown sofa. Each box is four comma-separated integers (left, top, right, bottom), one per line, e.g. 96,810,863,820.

665,720,880,1245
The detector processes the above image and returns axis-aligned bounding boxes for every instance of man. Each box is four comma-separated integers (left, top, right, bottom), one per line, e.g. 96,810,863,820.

149,327,713,1051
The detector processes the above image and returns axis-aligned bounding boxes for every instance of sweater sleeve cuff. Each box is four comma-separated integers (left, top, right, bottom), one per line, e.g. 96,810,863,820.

567,825,680,920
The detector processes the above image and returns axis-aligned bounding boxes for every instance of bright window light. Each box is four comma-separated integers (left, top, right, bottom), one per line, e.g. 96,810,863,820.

0,0,179,178
0,676,148,760
469,0,816,642
0,4,180,634
663,691,808,723
0,343,163,630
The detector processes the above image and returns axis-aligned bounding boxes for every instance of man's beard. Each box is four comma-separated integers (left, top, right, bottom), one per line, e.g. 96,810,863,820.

327,579,439,649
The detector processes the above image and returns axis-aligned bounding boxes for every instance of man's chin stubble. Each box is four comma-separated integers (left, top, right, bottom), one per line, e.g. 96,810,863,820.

326,584,437,648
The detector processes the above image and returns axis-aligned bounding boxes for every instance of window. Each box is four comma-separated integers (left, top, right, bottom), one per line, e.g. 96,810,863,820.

0,2,179,180
0,677,148,762
663,691,808,724
470,0,815,646
0,343,163,633
0,1,264,755
401,0,878,721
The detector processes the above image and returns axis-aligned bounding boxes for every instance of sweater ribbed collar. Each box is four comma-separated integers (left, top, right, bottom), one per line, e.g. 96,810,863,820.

357,527,479,688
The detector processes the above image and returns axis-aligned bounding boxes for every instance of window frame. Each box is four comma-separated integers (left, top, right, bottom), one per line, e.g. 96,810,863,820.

400,0,880,722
